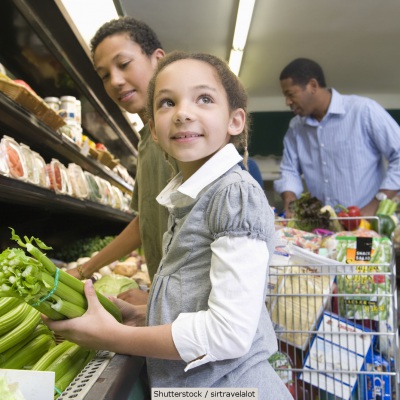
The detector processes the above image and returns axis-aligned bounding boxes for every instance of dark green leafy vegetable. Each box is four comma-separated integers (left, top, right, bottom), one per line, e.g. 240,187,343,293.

49,235,116,262
288,192,330,232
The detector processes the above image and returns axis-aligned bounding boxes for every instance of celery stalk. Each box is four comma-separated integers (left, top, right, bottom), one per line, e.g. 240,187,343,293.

41,270,87,309
51,295,86,318
5,229,122,322
32,340,75,371
25,242,122,322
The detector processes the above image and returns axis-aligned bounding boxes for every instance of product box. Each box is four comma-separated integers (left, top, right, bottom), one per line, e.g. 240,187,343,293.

299,312,374,400
364,352,391,400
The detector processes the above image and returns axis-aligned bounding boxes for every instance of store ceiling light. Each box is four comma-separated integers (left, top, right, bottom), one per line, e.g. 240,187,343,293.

59,0,118,49
228,0,256,76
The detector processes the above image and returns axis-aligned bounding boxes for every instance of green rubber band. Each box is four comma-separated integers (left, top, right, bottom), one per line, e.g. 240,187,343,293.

32,268,60,307
54,386,63,395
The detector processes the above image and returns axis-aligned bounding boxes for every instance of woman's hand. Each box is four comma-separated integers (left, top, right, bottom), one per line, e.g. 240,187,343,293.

112,297,147,327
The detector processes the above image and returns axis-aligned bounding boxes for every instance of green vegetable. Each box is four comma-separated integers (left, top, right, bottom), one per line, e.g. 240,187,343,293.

0,376,24,400
54,347,96,397
0,323,54,367
93,274,139,296
49,235,116,262
1,333,55,369
376,198,397,216
0,306,41,353
0,302,31,336
32,340,75,371
371,214,396,237
0,228,122,322
288,192,330,232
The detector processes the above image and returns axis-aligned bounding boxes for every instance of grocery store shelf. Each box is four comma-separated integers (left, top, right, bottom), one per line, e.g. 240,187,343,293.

10,0,139,154
0,174,133,223
0,92,133,194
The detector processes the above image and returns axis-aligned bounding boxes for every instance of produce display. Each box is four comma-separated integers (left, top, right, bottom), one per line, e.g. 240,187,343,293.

0,229,122,322
32,340,95,397
0,298,55,368
49,235,116,262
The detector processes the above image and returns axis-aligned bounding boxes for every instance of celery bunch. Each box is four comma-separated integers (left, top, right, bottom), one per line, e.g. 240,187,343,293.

0,229,122,322
32,340,96,398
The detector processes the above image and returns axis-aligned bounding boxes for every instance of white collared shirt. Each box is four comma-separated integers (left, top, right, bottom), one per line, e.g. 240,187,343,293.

157,144,270,370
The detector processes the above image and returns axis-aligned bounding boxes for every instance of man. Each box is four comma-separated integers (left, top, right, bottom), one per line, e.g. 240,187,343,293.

274,58,400,217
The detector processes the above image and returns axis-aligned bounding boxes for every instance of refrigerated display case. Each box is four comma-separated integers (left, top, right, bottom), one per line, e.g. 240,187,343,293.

0,0,139,250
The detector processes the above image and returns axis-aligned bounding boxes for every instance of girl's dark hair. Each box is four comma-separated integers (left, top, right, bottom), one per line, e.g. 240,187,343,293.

147,51,251,163
90,16,163,57
280,58,326,88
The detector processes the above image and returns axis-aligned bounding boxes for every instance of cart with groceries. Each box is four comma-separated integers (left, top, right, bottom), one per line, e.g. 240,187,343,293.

268,193,400,400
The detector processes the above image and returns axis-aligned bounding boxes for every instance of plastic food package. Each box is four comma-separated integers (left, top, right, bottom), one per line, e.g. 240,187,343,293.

0,143,9,177
60,163,73,196
95,177,114,207
84,171,102,203
46,158,67,194
67,163,89,199
19,143,39,185
0,135,27,181
31,150,49,188
111,186,124,210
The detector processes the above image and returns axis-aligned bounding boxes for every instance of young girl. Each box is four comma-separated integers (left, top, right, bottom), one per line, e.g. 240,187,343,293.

43,51,291,398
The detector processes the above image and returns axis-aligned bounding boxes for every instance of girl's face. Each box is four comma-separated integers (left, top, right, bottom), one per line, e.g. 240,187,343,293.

93,33,164,121
150,59,244,178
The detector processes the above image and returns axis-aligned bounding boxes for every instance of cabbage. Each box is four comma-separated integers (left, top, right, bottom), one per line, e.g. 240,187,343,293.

0,377,25,400
93,274,139,296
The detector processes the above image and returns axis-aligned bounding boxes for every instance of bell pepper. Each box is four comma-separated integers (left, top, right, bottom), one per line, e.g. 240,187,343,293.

370,214,396,237
336,205,361,231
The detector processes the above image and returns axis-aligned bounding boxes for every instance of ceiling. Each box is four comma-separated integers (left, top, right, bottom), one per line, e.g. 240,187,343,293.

115,0,400,112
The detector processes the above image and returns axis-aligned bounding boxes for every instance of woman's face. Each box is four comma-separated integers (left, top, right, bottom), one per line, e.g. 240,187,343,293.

150,59,244,176
93,33,163,121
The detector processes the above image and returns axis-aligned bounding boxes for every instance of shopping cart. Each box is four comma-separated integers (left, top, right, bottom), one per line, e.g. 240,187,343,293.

268,217,399,399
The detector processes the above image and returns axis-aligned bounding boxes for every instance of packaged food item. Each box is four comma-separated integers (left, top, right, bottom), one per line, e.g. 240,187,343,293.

60,163,73,196
31,150,49,188
67,163,89,199
94,176,109,205
84,171,102,203
46,158,66,194
59,95,77,120
19,143,39,185
335,236,392,321
43,96,60,112
111,186,124,210
268,352,296,397
102,179,115,207
0,143,9,176
0,135,27,180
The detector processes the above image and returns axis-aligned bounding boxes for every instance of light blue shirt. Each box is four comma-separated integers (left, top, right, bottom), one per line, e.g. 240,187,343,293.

274,89,400,208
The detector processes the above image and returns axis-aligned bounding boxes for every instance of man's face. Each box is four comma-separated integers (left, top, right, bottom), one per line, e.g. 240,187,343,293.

93,33,162,120
280,77,315,117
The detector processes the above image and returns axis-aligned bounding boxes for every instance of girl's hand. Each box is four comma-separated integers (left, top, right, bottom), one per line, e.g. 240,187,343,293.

42,280,121,350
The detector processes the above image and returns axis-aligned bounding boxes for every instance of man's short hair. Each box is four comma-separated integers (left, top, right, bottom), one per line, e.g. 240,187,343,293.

280,58,326,88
